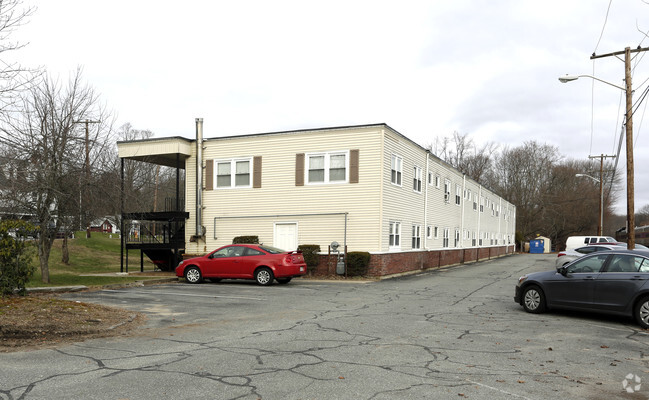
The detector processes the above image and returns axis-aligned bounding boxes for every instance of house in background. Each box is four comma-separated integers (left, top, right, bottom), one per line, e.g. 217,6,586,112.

117,122,516,276
88,217,120,234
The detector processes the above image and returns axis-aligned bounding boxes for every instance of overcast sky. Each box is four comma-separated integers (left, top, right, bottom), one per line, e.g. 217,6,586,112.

11,0,649,216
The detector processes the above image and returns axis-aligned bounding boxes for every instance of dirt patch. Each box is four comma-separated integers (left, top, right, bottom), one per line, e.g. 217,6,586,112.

0,295,145,352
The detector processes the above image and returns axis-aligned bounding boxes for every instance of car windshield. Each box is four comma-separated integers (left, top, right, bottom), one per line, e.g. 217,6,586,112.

259,245,286,254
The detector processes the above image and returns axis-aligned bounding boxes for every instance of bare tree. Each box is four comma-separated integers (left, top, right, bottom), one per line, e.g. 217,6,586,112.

637,204,649,226
0,0,39,113
484,141,562,242
0,68,113,282
428,131,498,184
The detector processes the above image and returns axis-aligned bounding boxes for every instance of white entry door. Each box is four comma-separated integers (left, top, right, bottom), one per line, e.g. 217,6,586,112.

274,223,298,251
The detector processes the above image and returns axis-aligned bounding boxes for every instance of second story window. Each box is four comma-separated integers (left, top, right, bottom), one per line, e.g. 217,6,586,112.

444,179,451,203
413,166,422,193
216,158,251,189
307,152,347,184
391,155,402,186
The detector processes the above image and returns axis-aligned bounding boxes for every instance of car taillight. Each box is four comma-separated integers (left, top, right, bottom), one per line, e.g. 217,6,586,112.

557,252,565,257
284,252,304,264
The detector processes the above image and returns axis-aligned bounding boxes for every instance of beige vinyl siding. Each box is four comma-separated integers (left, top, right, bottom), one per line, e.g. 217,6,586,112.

380,128,428,252
423,153,516,250
123,123,516,257
185,126,384,254
424,157,463,249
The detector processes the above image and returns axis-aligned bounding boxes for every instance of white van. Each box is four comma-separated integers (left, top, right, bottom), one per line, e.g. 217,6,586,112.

565,236,617,250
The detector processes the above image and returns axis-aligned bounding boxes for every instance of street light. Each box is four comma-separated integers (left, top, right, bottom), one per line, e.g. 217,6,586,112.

558,74,626,90
576,173,603,236
559,55,636,249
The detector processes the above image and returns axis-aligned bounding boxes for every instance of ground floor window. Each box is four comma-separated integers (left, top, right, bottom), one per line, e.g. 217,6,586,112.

412,224,421,249
389,222,401,249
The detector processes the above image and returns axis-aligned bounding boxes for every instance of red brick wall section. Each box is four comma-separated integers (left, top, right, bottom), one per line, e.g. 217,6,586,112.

310,246,515,277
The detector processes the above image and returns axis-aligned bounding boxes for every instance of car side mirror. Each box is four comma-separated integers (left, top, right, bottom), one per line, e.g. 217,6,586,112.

557,266,567,276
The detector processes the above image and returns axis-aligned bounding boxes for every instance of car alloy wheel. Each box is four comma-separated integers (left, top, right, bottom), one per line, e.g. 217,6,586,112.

522,285,545,313
255,268,274,286
635,297,649,329
185,267,202,284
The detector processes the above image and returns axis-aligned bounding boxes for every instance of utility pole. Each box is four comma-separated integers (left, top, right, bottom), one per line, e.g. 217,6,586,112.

591,46,649,249
74,119,100,237
588,154,615,236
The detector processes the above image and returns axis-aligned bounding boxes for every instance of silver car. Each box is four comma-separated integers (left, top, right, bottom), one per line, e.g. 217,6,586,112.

516,249,649,328
555,245,626,268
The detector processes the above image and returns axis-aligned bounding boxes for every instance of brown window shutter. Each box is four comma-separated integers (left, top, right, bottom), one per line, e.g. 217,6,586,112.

350,149,359,183
295,153,305,186
205,160,213,190
253,156,262,188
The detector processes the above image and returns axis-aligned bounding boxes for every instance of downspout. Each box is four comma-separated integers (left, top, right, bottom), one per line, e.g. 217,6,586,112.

461,175,466,249
192,118,205,241
378,128,385,252
478,185,482,249
424,153,429,250
498,197,502,247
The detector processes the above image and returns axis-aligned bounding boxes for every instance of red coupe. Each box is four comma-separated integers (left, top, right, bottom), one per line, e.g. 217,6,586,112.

176,244,307,285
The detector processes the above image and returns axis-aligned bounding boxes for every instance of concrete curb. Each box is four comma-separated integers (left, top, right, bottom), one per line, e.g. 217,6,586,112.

27,285,88,293
26,277,179,294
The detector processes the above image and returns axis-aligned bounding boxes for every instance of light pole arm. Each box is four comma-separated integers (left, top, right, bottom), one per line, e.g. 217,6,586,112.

558,74,626,91
575,173,599,183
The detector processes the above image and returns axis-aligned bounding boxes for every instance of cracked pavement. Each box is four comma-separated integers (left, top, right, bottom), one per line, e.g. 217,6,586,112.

2,253,649,399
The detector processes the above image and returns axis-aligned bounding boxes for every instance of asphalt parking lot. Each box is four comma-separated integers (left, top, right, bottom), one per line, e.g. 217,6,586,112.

2,253,649,399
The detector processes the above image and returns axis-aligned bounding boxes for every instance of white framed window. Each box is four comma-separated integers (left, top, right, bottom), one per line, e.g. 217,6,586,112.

480,196,484,212
454,228,460,247
391,155,403,186
306,151,348,184
473,194,478,211
412,224,421,249
455,184,461,205
435,175,441,189
434,226,439,239
413,166,422,193
389,221,401,249
472,231,477,246
443,228,450,248
444,179,451,203
215,158,252,189
428,172,433,185
426,225,432,239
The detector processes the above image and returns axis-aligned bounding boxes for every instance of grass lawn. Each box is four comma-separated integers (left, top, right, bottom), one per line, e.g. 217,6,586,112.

26,231,170,288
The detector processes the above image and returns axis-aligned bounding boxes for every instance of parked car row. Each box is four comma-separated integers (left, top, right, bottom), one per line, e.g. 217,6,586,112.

178,240,649,330
555,242,649,267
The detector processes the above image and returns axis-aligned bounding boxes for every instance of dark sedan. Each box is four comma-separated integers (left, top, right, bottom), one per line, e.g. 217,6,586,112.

176,244,307,285
515,249,649,328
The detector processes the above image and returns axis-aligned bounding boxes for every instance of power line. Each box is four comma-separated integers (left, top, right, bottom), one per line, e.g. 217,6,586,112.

593,0,613,55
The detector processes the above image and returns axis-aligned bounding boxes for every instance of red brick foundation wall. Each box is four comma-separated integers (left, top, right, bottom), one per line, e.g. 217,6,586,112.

309,246,515,277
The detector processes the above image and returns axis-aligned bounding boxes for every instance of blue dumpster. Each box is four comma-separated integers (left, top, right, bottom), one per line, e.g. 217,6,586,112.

530,239,544,254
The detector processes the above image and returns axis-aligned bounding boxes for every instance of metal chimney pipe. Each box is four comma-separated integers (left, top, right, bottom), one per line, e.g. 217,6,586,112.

195,118,204,238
